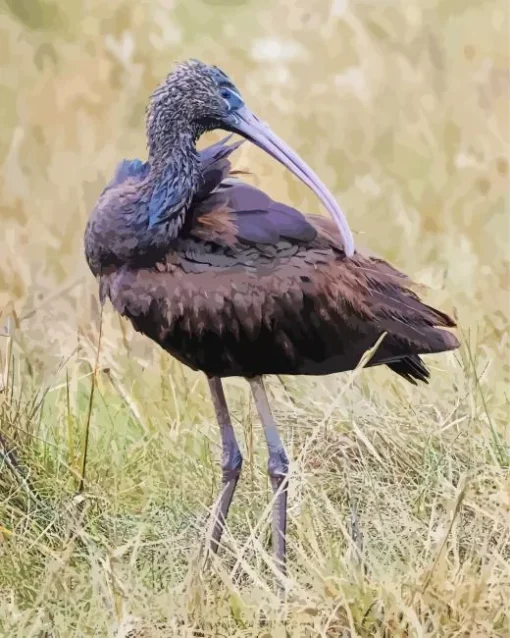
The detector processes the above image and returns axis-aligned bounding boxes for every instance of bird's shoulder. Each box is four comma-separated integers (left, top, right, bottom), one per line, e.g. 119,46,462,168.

92,158,147,201
87,159,151,236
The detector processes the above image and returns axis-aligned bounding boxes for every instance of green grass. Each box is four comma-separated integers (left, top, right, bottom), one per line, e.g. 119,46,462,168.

0,0,509,635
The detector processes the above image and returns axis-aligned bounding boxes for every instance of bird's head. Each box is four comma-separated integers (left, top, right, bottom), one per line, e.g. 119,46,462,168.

147,59,354,257
147,59,244,137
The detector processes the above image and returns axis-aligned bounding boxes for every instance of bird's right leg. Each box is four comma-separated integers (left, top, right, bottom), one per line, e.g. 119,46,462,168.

249,376,289,586
207,376,243,554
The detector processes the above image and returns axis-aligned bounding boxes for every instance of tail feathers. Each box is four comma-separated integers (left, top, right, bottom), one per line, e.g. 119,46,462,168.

366,276,460,358
379,316,460,356
386,355,431,385
375,299,459,385
359,260,460,383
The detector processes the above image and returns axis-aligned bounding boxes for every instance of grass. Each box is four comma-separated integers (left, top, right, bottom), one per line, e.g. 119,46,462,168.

0,0,509,635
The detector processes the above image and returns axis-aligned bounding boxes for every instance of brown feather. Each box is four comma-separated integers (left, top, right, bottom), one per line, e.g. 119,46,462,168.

192,206,237,245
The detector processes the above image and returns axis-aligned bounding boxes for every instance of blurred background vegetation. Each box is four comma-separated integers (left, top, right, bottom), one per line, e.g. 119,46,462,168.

0,0,508,636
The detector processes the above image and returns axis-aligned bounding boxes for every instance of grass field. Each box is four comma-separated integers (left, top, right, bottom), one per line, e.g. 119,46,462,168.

0,0,509,635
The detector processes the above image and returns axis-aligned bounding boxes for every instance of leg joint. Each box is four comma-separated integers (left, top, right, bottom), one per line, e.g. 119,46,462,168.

268,447,289,480
221,447,243,481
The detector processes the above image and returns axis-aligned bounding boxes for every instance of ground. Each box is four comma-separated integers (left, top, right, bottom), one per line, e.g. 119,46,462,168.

0,0,508,636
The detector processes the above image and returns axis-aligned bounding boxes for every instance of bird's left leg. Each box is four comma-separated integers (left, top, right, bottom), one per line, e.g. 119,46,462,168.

207,376,243,554
249,376,289,582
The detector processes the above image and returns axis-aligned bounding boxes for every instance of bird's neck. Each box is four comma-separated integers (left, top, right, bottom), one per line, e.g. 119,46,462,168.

149,127,199,170
149,130,201,195
146,129,201,237
86,125,205,275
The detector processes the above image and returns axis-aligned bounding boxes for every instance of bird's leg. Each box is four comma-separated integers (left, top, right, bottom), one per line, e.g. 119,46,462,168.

207,376,243,554
249,376,289,582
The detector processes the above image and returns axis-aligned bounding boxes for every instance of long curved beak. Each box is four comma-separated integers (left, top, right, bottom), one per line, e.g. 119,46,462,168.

223,105,355,257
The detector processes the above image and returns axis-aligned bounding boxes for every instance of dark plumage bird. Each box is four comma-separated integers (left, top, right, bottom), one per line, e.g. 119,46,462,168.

85,59,459,584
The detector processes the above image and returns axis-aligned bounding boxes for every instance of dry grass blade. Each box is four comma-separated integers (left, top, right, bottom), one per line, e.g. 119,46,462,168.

78,305,104,495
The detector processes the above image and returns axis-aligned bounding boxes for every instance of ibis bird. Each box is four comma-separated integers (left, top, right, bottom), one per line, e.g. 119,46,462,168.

84,59,459,580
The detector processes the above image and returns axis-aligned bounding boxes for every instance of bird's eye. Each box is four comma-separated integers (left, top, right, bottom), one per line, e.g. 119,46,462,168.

219,86,244,113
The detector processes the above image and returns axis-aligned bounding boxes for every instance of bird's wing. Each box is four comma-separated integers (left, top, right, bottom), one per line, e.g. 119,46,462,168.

190,136,318,246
